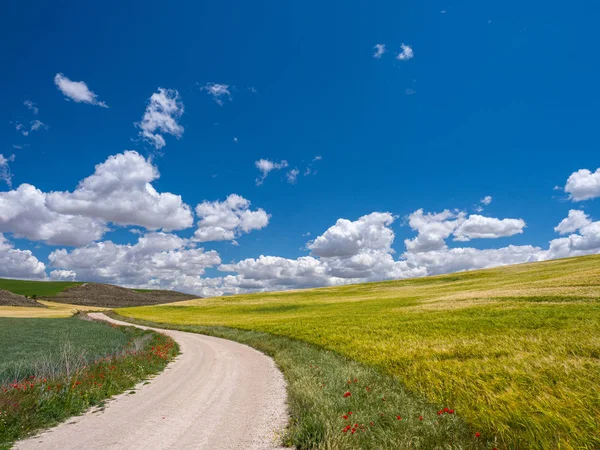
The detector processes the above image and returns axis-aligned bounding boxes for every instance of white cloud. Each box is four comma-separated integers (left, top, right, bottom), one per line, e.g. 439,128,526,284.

481,195,493,205
373,44,387,59
287,169,299,184
564,168,600,201
404,209,465,253
49,269,76,281
233,137,238,143
453,215,526,241
308,212,395,258
193,194,270,242
49,232,222,291
136,88,184,149
0,154,15,187
255,159,289,185
0,234,46,280
396,44,414,61
47,151,193,231
0,184,107,246
545,213,600,260
24,101,38,115
54,73,108,107
554,209,591,235
29,120,48,132
200,83,231,106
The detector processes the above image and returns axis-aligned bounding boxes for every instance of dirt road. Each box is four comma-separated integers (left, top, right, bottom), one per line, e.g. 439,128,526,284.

16,313,288,450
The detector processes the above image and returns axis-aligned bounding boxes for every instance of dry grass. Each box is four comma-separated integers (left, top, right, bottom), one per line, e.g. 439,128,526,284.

119,255,600,449
0,301,109,318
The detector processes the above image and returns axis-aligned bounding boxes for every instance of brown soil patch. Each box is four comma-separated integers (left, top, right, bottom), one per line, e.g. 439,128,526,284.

43,283,199,308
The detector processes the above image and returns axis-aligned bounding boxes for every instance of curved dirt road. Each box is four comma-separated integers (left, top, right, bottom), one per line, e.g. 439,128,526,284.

16,313,288,450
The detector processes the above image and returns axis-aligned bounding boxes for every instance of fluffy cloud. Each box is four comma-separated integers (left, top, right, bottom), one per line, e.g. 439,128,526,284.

545,211,600,260
200,83,231,105
54,73,108,107
554,210,591,234
47,151,193,231
308,212,395,258
453,215,525,241
13,120,48,137
0,234,46,280
49,232,221,288
564,168,600,201
373,44,386,59
404,209,465,253
49,269,76,281
255,159,289,185
397,44,414,61
136,88,184,149
0,154,15,187
0,184,107,246
481,195,492,205
193,194,269,242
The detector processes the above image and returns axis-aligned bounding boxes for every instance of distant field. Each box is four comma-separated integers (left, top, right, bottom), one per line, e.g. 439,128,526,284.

0,300,109,318
119,255,600,449
0,279,82,297
0,316,129,383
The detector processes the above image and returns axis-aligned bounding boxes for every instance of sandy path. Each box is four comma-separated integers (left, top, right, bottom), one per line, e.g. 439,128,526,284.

16,313,288,450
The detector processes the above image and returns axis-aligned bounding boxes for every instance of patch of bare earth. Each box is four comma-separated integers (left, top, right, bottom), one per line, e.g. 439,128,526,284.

0,289,43,307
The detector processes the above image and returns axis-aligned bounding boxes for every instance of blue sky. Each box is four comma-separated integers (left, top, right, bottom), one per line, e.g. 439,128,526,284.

1,0,599,295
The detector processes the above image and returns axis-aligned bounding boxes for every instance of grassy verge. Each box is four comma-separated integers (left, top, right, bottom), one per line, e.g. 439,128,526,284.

110,312,492,450
0,316,178,448
117,255,600,449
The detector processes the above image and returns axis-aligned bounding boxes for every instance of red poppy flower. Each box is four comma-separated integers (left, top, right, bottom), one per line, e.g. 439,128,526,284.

475,432,481,438
343,415,348,419
396,415,402,420
419,416,423,421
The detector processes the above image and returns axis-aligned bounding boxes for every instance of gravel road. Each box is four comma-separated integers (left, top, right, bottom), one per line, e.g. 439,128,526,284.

16,313,289,450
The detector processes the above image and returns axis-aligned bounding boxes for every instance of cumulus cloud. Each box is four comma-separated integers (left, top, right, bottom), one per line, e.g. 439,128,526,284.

193,194,270,242
200,83,231,105
136,88,184,149
564,168,600,201
255,159,288,185
49,232,222,294
0,184,107,246
54,73,108,107
0,234,47,279
373,44,387,59
404,209,465,253
453,215,525,241
49,269,76,281
554,210,591,235
545,212,600,259
0,154,15,187
24,101,38,115
47,151,193,231
396,43,414,61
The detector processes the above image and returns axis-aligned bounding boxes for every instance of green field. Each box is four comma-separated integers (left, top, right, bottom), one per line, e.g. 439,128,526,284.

0,316,178,448
0,317,130,383
118,255,600,449
0,279,82,297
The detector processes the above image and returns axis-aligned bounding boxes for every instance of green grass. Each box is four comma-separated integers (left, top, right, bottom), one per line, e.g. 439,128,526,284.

0,317,130,383
0,279,83,297
117,254,600,449
0,316,178,448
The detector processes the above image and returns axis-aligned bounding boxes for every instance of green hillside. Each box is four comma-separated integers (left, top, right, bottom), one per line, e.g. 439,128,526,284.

0,279,83,297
